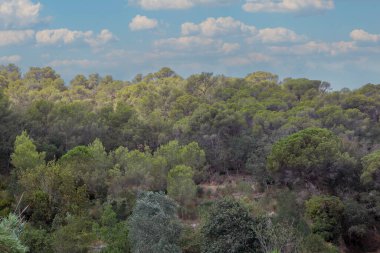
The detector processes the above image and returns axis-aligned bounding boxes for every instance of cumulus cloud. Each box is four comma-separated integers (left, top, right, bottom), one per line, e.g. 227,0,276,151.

155,16,309,61
131,0,234,10
49,59,100,68
350,29,380,42
0,54,21,63
181,17,303,44
85,29,116,47
221,42,240,53
243,0,334,13
255,27,305,43
181,17,256,37
221,52,273,66
154,35,240,55
36,29,92,45
0,29,34,46
129,15,158,31
270,41,357,56
0,0,42,27
36,28,115,47
154,36,215,50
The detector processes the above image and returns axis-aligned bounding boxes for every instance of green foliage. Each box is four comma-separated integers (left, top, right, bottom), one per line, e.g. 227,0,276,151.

282,78,329,101
267,127,356,189
253,217,303,253
20,225,52,253
305,195,344,242
201,198,259,253
180,225,202,253
51,215,96,253
361,149,380,187
274,190,309,235
1,66,380,252
0,213,28,253
167,165,196,209
11,131,45,171
156,140,206,172
302,234,339,253
245,71,279,84
0,189,13,217
128,192,182,253
19,162,89,225
94,205,130,253
60,139,111,199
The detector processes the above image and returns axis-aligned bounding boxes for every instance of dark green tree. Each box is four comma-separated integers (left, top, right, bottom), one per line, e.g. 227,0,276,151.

267,127,356,190
201,198,259,253
305,195,344,243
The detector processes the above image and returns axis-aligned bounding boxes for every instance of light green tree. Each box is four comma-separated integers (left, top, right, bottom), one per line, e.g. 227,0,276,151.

11,131,45,171
167,165,196,210
95,205,130,253
361,149,380,188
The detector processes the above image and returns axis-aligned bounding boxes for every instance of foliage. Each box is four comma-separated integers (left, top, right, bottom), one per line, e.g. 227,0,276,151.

305,195,344,242
11,131,45,172
0,213,28,253
128,192,182,253
201,198,260,253
253,217,302,253
20,225,52,253
1,65,380,252
301,234,339,253
267,127,356,189
167,165,196,208
19,162,89,225
94,205,130,253
51,215,96,253
361,149,380,188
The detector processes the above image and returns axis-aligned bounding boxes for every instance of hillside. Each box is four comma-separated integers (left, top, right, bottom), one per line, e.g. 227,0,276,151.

1,65,380,252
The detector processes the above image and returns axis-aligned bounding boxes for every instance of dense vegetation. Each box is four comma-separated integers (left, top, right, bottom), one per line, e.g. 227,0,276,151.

0,64,380,252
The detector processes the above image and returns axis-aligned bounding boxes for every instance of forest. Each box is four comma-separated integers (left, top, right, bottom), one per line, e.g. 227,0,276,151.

0,64,379,253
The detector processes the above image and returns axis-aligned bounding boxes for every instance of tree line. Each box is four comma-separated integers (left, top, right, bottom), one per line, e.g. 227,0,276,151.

0,64,380,252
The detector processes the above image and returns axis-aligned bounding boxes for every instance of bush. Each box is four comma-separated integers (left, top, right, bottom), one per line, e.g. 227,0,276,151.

302,234,339,253
305,195,344,243
201,198,260,253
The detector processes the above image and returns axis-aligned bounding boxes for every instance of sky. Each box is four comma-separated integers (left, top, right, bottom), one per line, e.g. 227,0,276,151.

0,0,380,89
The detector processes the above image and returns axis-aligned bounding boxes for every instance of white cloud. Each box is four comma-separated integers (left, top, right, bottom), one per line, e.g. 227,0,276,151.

134,0,193,10
243,0,334,13
85,29,116,47
154,36,215,50
36,28,115,47
0,29,34,46
132,0,234,10
221,42,240,53
0,0,41,27
154,35,240,55
255,27,305,43
221,52,273,66
36,29,92,45
181,23,199,35
270,41,357,56
181,17,256,37
129,15,158,31
49,59,100,68
350,29,380,42
181,17,303,44
0,54,21,63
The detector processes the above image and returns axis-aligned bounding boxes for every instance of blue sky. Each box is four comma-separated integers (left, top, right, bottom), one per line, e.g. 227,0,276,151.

1,0,380,89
